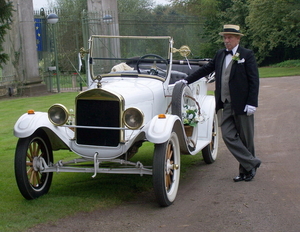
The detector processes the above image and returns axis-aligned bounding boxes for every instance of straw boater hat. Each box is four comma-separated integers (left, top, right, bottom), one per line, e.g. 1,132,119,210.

219,24,244,36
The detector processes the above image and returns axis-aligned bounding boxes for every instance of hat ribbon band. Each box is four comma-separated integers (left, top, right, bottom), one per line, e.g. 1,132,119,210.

223,28,241,33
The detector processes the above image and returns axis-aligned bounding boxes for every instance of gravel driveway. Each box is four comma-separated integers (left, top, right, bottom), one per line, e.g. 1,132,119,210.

28,76,300,232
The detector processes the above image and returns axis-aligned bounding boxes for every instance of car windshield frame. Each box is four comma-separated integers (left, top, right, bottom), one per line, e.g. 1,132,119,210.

89,35,173,81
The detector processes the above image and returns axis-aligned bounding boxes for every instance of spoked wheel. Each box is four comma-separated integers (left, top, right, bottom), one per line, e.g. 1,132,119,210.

15,130,53,199
202,113,219,164
153,132,180,207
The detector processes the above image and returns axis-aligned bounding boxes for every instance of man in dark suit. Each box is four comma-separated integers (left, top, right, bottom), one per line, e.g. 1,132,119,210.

184,24,261,182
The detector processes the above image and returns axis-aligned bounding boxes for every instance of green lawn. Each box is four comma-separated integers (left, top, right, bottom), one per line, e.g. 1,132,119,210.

259,59,300,77
259,66,300,78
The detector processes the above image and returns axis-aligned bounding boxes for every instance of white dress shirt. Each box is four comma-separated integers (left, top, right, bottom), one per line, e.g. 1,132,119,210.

225,45,239,68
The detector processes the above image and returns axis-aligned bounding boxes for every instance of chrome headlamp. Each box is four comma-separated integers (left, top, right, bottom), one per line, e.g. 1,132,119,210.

48,104,69,126
122,107,144,130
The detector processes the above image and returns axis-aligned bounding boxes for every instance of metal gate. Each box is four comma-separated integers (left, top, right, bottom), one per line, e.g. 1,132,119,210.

35,9,87,93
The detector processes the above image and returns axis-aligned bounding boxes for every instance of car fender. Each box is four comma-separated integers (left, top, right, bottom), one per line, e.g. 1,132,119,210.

145,114,184,144
14,112,73,146
198,95,216,140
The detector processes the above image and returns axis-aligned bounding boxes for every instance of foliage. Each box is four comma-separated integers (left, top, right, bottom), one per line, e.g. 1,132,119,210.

0,0,14,68
117,0,155,13
118,0,205,58
188,0,252,57
169,0,300,64
271,60,300,68
50,0,87,14
246,0,300,63
219,0,251,47
171,0,252,58
117,0,157,36
171,0,220,58
36,0,300,71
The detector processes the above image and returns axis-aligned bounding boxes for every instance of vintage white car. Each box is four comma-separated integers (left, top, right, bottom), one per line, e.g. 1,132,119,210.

14,35,218,206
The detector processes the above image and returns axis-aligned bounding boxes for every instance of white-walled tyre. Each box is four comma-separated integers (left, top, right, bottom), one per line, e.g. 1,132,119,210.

15,130,53,199
153,132,180,207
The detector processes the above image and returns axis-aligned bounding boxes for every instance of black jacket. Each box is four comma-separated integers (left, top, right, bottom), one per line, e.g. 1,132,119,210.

185,46,259,115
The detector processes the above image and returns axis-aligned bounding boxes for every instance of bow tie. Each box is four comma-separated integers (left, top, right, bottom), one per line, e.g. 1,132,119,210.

225,50,233,56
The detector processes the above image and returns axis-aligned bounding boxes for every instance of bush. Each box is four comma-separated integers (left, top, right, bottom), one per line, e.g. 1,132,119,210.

271,60,300,68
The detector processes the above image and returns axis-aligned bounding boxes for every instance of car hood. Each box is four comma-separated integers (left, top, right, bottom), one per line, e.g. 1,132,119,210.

95,77,163,106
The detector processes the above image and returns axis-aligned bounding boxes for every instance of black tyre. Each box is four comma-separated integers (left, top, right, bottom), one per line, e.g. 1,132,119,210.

15,130,53,199
202,113,219,164
153,132,180,207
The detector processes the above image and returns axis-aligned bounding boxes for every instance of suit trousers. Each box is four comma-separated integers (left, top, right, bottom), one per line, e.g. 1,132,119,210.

221,102,261,173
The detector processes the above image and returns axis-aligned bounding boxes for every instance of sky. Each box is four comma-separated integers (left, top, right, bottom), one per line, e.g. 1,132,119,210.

32,0,170,10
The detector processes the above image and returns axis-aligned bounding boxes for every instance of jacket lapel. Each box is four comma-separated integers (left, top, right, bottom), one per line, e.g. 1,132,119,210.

229,47,241,80
217,49,226,76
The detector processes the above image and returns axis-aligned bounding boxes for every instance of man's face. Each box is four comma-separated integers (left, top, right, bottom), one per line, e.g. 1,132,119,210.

223,34,240,51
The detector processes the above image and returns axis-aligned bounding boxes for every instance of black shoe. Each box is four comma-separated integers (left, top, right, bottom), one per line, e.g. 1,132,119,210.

244,167,257,182
233,173,245,182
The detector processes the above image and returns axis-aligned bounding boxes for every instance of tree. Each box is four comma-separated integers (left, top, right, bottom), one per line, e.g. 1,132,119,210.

171,0,252,58
246,0,300,63
117,0,155,14
171,0,221,58
0,0,14,68
50,0,87,17
171,0,300,64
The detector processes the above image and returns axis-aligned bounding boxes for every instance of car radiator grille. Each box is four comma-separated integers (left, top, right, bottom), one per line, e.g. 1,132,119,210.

76,99,120,146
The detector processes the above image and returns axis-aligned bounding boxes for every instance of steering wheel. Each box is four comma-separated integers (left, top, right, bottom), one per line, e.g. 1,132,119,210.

136,54,168,75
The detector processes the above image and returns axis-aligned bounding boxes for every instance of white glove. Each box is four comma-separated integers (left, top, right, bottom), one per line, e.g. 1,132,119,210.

244,105,256,116
175,79,188,85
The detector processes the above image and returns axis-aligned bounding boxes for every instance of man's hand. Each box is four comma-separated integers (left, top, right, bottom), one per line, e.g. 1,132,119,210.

244,105,256,116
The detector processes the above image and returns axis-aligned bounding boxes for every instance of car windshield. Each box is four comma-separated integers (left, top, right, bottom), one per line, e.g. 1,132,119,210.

89,36,172,79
